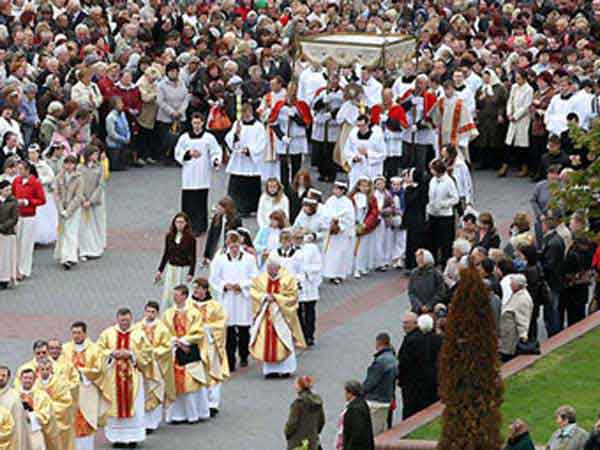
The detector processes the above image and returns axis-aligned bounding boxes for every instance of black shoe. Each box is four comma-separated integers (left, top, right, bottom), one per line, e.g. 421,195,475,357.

306,338,315,346
168,420,186,425
63,262,72,271
0,282,7,289
112,444,125,449
229,365,236,372
210,408,219,417
146,428,155,434
128,443,138,449
240,359,248,368
265,373,280,379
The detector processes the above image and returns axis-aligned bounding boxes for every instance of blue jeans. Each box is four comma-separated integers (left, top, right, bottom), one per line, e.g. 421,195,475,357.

544,289,562,337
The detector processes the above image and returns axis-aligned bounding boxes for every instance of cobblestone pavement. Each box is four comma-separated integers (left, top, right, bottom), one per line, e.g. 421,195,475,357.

0,163,532,449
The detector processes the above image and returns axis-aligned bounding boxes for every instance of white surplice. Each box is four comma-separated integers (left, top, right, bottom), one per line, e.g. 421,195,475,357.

322,195,356,279
225,120,266,177
344,126,386,190
209,250,258,326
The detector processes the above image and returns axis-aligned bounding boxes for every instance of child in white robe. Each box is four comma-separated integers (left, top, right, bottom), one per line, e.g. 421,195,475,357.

349,177,379,278
389,176,407,268
322,181,355,283
372,175,394,271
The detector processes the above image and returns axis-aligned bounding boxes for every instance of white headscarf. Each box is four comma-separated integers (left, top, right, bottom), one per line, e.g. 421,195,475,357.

482,68,501,96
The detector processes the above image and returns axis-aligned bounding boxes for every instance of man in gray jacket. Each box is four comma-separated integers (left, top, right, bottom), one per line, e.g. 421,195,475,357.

546,405,589,450
362,332,398,435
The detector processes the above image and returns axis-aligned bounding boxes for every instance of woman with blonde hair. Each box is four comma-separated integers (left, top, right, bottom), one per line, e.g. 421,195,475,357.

79,146,107,260
136,65,162,164
257,177,289,228
284,375,325,450
349,177,379,279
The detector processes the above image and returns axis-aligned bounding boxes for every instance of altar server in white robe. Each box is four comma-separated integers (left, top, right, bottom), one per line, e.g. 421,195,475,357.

174,112,222,235
570,79,595,130
209,231,258,372
297,61,327,107
291,228,322,347
225,103,266,217
358,66,383,108
333,86,363,169
293,198,329,249
544,75,577,136
78,147,106,260
256,76,286,182
53,155,84,270
272,229,302,279
29,145,57,245
344,114,386,190
322,182,355,283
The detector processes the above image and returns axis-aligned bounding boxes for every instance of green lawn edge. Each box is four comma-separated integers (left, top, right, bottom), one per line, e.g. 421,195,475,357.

409,326,600,443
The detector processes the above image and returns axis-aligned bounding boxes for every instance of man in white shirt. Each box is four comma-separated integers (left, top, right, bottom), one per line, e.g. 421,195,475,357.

174,112,222,235
297,60,327,107
344,114,386,190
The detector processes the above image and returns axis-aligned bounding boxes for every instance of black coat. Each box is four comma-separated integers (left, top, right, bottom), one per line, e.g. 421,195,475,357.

343,397,374,450
505,431,536,450
541,230,565,291
397,329,442,418
477,229,501,250
203,215,243,261
585,431,600,450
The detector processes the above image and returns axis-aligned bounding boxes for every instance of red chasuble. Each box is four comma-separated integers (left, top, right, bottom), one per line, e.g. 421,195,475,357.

115,331,133,419
263,278,281,363
268,100,313,126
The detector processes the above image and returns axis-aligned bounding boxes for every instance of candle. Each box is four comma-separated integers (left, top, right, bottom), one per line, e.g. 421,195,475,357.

359,98,366,114
236,94,242,121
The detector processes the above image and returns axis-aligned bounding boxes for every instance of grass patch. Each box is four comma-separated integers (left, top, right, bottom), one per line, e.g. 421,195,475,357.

409,327,600,443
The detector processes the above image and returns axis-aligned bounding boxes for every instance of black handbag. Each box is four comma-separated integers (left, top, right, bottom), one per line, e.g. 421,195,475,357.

515,339,541,356
175,344,201,365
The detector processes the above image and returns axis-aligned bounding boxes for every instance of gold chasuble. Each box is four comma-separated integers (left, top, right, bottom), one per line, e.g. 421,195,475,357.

249,269,306,363
0,385,32,450
0,405,14,450
97,326,152,421
60,340,107,440
20,388,58,450
136,320,176,413
34,375,74,450
162,304,206,394
191,298,230,383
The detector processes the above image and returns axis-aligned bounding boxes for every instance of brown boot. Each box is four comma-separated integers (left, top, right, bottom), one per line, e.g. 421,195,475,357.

518,164,528,177
497,163,508,177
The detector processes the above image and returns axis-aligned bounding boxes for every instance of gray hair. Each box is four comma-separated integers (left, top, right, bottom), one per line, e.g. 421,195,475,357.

556,405,577,424
344,380,363,397
453,238,472,256
418,314,434,333
511,274,527,289
417,248,435,267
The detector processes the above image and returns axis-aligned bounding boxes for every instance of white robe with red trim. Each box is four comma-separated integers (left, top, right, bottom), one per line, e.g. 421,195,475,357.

429,95,479,151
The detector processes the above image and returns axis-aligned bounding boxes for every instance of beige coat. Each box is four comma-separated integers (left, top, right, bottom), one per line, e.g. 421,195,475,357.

505,82,533,148
137,75,158,130
54,171,84,218
78,164,104,206
499,288,533,356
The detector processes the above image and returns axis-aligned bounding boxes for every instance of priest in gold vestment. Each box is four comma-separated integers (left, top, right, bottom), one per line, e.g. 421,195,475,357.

162,285,210,423
34,359,74,450
61,322,107,450
97,308,152,447
15,340,70,390
0,365,32,450
0,405,14,450
250,252,306,378
136,301,175,432
19,369,58,450
190,277,229,415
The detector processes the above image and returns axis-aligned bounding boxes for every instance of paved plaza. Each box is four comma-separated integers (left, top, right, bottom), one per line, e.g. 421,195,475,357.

0,165,532,449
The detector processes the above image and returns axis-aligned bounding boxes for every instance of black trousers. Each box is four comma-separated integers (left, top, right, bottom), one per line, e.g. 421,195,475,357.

314,141,336,181
530,134,548,176
181,189,209,234
137,125,160,160
228,174,261,216
226,325,250,370
106,146,129,171
401,142,435,174
405,227,426,270
279,154,302,189
156,120,180,162
559,287,588,328
429,216,455,267
297,301,316,342
528,303,541,342
504,145,529,166
384,156,403,180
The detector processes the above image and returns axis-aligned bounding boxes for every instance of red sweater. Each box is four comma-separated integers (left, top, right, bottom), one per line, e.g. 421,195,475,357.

350,193,379,234
12,176,46,217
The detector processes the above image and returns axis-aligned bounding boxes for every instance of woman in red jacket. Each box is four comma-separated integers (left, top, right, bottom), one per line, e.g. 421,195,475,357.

349,176,379,279
12,160,46,279
114,70,143,166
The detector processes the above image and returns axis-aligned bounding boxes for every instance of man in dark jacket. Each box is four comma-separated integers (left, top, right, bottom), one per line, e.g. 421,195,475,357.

0,179,19,289
342,380,375,450
362,332,398,435
397,312,441,419
540,212,566,336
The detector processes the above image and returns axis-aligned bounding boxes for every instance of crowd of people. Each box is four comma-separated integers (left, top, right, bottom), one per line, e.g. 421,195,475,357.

0,0,600,448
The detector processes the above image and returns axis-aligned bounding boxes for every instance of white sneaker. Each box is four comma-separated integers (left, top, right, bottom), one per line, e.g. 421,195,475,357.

354,271,361,279
80,256,87,262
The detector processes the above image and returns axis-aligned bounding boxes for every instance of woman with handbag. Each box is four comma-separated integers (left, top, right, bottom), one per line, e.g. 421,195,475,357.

284,376,325,450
